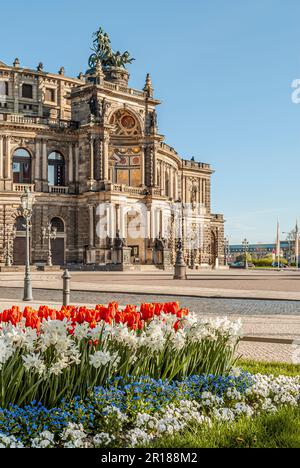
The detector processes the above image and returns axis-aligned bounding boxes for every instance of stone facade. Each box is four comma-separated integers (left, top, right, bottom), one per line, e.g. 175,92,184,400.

0,38,225,270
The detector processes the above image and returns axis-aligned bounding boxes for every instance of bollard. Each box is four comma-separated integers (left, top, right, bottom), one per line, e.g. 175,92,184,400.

62,269,71,306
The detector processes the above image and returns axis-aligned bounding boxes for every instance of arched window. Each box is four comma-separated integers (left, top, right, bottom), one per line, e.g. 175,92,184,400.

13,149,32,184
15,216,26,232
51,217,65,233
48,152,65,186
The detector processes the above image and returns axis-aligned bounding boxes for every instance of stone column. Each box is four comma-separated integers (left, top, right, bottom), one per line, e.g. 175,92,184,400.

102,133,109,181
13,72,19,114
170,168,174,199
88,205,95,248
161,164,165,194
174,171,178,200
202,179,206,207
115,204,120,233
0,136,3,179
75,145,79,182
41,140,48,192
153,154,157,186
6,137,11,179
69,143,74,183
42,140,47,180
86,204,96,264
141,150,145,186
151,207,156,240
35,139,41,182
119,204,126,239
89,137,94,182
37,77,43,117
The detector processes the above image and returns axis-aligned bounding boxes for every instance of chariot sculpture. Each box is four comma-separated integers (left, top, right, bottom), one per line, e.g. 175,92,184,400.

88,27,135,70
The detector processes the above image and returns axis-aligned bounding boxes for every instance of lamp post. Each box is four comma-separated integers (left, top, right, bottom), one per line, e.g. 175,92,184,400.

21,189,35,302
242,238,249,270
174,198,187,280
224,236,230,267
42,222,57,267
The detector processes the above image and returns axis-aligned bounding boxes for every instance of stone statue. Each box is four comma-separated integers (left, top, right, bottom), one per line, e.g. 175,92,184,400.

154,236,167,250
150,111,158,132
191,184,197,208
88,27,135,70
101,98,110,120
114,231,126,249
89,95,99,118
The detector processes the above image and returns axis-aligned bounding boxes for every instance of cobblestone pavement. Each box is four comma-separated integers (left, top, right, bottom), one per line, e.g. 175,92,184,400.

1,287,300,364
237,342,297,364
1,287,300,316
69,269,300,293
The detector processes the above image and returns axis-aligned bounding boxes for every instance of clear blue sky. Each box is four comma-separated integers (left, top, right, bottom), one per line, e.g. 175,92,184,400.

1,0,300,243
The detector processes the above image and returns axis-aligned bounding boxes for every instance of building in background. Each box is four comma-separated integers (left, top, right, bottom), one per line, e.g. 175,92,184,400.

0,28,225,270
229,242,291,264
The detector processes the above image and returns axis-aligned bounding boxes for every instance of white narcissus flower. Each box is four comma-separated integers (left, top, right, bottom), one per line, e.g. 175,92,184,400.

22,353,46,376
0,340,14,365
89,351,116,369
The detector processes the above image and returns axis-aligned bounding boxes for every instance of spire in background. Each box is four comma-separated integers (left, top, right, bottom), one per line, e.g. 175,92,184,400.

144,73,154,98
295,220,299,269
276,219,280,268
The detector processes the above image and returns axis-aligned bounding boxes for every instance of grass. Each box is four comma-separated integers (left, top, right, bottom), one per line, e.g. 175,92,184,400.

238,359,300,377
146,360,300,449
147,407,300,448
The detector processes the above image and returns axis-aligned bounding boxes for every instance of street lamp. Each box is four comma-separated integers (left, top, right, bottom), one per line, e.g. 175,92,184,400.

174,198,187,280
224,237,230,267
42,222,57,267
242,238,249,270
21,189,35,301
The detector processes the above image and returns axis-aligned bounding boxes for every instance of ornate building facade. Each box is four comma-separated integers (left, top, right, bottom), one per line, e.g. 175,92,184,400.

0,29,225,270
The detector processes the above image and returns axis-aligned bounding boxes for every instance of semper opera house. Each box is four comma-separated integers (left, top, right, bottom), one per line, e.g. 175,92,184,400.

0,28,225,271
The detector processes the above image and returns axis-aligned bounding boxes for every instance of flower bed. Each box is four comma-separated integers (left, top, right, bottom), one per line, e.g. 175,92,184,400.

0,371,299,448
0,303,241,407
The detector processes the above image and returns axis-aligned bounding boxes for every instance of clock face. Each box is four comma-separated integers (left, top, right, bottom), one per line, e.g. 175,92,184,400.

121,115,136,129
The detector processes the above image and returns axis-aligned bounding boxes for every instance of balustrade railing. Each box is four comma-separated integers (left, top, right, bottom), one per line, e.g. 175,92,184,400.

13,183,35,193
49,186,69,194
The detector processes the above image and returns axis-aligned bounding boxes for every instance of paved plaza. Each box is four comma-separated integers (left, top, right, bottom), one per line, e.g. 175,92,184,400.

1,268,300,300
1,269,300,363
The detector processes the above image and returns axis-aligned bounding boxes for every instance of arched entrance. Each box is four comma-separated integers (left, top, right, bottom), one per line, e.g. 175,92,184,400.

50,217,65,266
13,216,27,265
126,209,146,265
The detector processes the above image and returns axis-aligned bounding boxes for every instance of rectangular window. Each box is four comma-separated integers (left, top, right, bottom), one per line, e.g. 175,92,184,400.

45,88,55,102
22,84,33,99
48,165,55,186
117,169,129,186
